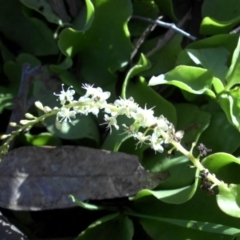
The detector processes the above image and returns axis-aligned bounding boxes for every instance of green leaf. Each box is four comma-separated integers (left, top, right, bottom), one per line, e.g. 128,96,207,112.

186,47,229,80
202,152,240,184
142,155,195,189
225,36,240,90
58,0,132,85
72,0,94,31
218,89,240,131
131,181,198,204
199,101,240,153
21,133,62,146
142,34,183,77
200,16,240,35
202,0,240,21
69,195,104,211
75,214,134,240
149,66,217,98
217,184,240,218
175,103,211,145
138,214,240,239
177,34,239,66
134,188,240,239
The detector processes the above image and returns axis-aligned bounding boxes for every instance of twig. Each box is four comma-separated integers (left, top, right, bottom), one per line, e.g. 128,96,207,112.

130,16,163,61
132,14,197,41
145,10,194,57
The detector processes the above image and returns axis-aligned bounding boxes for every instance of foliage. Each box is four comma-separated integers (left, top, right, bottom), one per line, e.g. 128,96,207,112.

1,0,240,239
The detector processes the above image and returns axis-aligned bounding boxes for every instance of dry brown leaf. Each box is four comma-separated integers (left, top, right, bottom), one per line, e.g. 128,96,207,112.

0,146,169,210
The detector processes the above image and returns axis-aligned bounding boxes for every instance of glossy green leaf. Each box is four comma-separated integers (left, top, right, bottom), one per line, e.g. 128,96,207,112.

177,34,239,66
217,184,240,218
75,214,134,240
149,66,217,98
225,36,240,90
138,215,240,239
142,34,183,77
143,155,195,189
69,195,104,211
58,0,132,85
175,104,211,145
199,102,240,153
186,47,229,80
218,89,240,131
21,133,62,146
202,152,240,184
72,0,94,31
202,0,240,21
133,189,240,239
200,16,240,35
131,181,198,204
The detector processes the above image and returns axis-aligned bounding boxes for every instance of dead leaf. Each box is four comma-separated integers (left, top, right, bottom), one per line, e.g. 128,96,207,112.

0,146,169,210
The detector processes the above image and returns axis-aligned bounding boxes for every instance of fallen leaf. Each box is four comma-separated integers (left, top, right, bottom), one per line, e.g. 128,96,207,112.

0,146,169,210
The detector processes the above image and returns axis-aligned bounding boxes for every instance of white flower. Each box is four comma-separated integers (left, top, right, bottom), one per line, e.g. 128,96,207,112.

132,105,156,127
154,115,169,137
114,97,138,118
101,114,119,133
149,133,164,153
133,132,150,148
82,84,110,104
54,84,75,105
57,108,76,122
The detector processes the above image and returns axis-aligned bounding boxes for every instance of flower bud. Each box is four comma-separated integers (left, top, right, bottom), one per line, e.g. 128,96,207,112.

20,120,31,125
9,122,18,127
35,101,44,111
25,113,36,119
0,134,10,140
43,106,52,113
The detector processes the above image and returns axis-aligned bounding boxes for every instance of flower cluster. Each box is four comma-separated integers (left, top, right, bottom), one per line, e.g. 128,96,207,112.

54,84,184,153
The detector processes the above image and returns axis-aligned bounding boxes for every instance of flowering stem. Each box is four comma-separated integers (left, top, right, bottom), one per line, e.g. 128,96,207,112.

0,84,224,190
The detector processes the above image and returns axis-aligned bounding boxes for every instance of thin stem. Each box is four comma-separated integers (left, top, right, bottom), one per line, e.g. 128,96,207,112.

132,15,197,41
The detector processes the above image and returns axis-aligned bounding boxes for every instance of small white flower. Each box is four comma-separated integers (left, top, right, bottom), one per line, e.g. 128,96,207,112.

133,132,150,148
101,114,119,133
149,133,164,153
114,97,138,118
132,105,156,127
57,108,76,122
82,84,110,103
154,115,169,137
54,84,75,105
